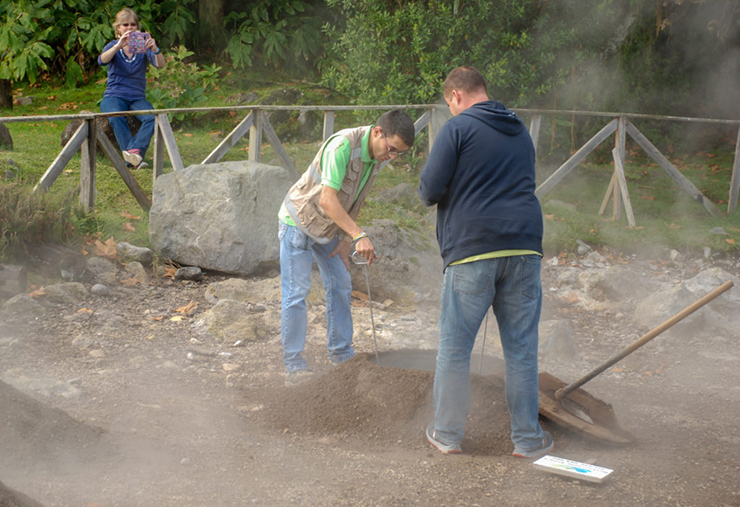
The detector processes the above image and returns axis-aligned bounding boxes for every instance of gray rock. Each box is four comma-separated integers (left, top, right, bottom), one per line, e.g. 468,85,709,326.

175,266,203,281
709,227,727,235
117,242,154,265
0,123,12,150
40,282,89,304
1,158,19,179
1,294,46,321
16,96,33,106
576,240,591,255
149,161,294,276
86,256,119,285
125,261,148,283
91,284,112,296
204,277,281,305
193,299,269,342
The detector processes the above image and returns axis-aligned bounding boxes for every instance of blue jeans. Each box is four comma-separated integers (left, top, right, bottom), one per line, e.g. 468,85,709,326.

432,255,545,449
100,96,155,158
279,222,355,372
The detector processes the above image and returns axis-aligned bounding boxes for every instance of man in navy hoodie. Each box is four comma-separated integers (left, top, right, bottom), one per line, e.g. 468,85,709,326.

418,66,553,458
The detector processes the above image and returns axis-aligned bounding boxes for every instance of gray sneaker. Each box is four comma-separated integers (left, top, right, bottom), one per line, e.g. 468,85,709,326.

512,431,554,459
426,422,462,454
122,150,143,166
284,369,314,387
136,161,149,170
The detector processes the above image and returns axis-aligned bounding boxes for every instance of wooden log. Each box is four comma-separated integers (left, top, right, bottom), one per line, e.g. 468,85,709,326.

414,111,430,136
248,109,263,163
529,114,542,156
322,110,335,141
727,126,740,214
599,173,617,216
79,119,97,212
261,114,299,179
156,114,184,171
611,147,636,227
613,116,627,219
153,119,165,180
0,264,27,299
627,121,723,217
34,121,88,193
96,126,151,210
536,119,618,198
202,112,254,164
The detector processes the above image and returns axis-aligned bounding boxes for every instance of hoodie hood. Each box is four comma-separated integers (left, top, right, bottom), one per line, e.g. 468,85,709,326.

460,100,524,136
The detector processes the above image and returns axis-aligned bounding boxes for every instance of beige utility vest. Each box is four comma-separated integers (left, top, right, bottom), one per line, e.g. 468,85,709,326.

284,126,388,244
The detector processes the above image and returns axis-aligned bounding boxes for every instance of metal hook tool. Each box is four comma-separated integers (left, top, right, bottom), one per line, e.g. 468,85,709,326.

351,250,381,365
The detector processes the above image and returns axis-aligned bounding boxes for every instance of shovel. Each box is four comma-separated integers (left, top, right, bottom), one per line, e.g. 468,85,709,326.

538,279,734,444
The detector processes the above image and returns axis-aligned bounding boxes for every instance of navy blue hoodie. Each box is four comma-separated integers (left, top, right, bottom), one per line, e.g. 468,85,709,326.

418,100,543,269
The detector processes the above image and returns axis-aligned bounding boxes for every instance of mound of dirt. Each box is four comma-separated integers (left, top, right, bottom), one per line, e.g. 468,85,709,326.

0,380,104,470
255,353,539,455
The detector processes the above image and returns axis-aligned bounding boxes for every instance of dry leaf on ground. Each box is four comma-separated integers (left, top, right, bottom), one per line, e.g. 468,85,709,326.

162,266,177,278
95,237,118,260
28,287,46,298
175,300,198,315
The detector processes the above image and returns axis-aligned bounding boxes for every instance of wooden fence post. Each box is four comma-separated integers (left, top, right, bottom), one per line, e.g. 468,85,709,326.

79,119,97,212
34,121,88,193
323,110,335,141
249,109,263,162
611,147,636,227
155,114,184,171
535,119,618,198
153,117,165,180
728,126,740,214
529,114,542,156
96,126,150,211
627,121,723,217
202,111,254,165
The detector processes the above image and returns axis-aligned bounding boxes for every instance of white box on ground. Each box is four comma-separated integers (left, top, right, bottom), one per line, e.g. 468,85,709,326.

533,455,613,483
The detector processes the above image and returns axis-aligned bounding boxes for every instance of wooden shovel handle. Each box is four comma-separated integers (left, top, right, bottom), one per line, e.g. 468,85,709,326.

555,279,734,400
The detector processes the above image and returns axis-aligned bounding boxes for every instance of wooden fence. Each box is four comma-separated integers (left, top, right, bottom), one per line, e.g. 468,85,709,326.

1,105,739,225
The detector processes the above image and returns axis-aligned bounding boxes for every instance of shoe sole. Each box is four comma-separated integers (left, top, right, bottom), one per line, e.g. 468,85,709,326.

512,442,554,459
426,430,462,455
123,151,143,166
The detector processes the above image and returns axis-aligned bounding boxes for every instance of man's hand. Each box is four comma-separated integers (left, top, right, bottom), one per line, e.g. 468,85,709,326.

354,236,378,265
329,239,352,271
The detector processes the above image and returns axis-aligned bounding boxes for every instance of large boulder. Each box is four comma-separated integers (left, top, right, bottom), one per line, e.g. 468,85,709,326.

149,161,294,275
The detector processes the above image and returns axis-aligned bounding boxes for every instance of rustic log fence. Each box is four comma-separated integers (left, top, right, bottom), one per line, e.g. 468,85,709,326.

1,106,739,225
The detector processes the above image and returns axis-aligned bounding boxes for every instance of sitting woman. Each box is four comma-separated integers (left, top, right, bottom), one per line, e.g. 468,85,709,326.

98,8,165,169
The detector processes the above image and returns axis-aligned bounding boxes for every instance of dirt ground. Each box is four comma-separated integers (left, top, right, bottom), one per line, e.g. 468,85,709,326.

1,251,739,506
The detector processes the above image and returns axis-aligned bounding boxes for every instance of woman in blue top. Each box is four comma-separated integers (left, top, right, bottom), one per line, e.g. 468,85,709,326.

98,8,166,169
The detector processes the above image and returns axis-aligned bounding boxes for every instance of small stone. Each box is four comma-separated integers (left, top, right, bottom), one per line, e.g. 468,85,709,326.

175,266,203,281
91,284,111,297
576,240,590,255
222,363,240,371
709,227,727,235
547,256,559,267
180,457,191,466
703,247,712,259
116,242,154,265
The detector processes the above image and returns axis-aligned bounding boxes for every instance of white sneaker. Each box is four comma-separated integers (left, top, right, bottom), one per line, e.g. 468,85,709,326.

122,150,143,166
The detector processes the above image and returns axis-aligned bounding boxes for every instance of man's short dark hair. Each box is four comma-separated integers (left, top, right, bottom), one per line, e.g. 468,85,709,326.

443,66,487,97
376,109,415,147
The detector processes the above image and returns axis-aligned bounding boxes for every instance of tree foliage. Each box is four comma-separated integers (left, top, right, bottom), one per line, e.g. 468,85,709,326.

224,0,329,73
0,0,195,87
320,0,739,118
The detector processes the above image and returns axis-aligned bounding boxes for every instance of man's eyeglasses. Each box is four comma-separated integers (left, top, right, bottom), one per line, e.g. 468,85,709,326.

382,132,407,156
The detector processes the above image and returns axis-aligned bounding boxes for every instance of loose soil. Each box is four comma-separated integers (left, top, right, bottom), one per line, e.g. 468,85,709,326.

1,252,739,506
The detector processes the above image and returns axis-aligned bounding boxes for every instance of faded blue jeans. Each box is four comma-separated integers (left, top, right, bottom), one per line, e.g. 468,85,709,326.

432,255,545,450
100,96,155,159
279,222,355,372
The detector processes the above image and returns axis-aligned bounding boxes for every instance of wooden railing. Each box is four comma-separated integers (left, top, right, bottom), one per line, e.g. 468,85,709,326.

1,106,739,225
